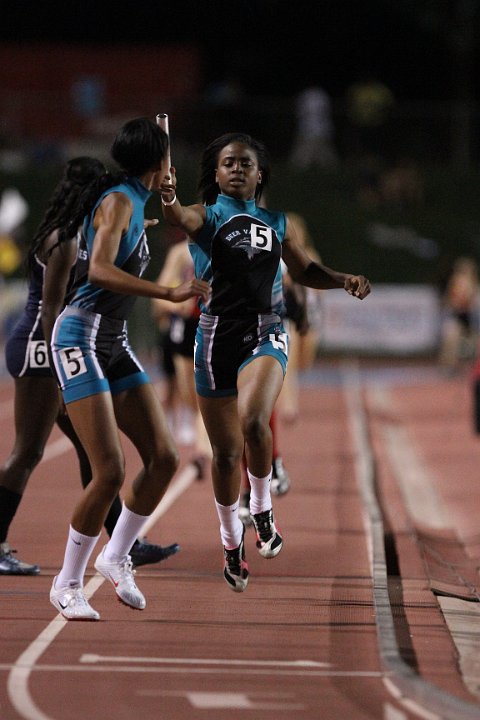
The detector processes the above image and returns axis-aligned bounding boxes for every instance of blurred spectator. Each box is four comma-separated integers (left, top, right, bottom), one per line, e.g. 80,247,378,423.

380,157,424,211
344,76,395,159
0,186,28,238
438,256,479,375
0,185,28,278
354,154,385,210
356,155,424,212
71,75,106,120
205,74,247,138
289,86,338,170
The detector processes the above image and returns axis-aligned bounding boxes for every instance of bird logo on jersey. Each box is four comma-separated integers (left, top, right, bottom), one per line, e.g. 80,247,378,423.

136,232,150,277
222,216,274,260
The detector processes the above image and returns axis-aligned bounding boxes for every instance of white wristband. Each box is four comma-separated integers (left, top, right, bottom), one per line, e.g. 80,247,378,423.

161,194,176,206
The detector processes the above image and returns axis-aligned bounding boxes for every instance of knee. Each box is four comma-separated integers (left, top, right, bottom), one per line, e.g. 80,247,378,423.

26,447,44,470
241,414,269,447
11,444,44,474
212,447,243,476
94,454,125,495
150,445,179,480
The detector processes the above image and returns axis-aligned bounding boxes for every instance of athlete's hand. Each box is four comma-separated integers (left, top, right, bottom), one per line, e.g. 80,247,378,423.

168,278,211,304
144,218,159,229
158,167,177,203
344,275,371,299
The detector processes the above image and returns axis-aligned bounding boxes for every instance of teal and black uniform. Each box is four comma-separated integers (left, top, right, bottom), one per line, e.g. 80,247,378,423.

190,194,288,397
51,177,151,404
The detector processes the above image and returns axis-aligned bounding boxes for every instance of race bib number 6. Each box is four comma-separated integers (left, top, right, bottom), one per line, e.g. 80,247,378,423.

59,347,87,379
29,340,49,368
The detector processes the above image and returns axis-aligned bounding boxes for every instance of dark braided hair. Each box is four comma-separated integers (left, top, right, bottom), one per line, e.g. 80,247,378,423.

28,156,107,270
198,132,271,206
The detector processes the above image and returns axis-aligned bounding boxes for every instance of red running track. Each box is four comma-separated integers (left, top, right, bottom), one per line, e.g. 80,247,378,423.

1,359,480,720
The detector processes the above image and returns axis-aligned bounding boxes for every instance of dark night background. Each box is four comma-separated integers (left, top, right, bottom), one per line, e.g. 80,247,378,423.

1,0,480,328
2,0,479,103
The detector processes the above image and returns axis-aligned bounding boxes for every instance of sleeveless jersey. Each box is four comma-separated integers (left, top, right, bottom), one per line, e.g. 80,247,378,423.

5,242,78,378
189,194,286,318
67,176,151,320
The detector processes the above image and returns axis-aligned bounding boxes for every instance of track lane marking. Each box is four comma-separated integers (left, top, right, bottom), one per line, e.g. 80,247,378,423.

79,654,329,667
6,463,197,720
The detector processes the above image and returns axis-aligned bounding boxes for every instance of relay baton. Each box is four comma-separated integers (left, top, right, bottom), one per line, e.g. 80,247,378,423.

156,113,171,179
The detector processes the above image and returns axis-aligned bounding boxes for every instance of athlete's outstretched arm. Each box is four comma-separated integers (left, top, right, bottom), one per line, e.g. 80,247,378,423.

158,168,206,238
282,213,371,299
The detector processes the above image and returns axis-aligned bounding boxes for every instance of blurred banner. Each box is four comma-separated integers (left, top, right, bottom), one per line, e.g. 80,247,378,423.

317,284,441,355
0,283,444,377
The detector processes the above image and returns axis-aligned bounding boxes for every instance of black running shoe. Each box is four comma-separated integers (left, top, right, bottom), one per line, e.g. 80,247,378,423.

0,542,40,575
129,538,180,568
252,509,283,558
223,527,249,592
271,456,291,496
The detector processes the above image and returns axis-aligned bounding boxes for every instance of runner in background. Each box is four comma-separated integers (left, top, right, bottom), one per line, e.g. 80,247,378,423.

278,212,323,424
438,256,479,376
152,237,212,479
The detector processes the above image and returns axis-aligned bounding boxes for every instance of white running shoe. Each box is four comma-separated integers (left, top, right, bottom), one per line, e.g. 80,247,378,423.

94,546,146,610
50,577,100,621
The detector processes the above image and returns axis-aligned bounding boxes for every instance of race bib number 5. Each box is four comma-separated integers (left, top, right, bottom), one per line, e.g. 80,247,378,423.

269,332,288,355
251,223,273,251
59,347,87,379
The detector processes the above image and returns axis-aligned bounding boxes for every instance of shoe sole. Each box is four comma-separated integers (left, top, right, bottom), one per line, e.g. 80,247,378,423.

223,568,249,592
256,534,283,558
94,558,146,610
50,595,100,621
114,593,146,610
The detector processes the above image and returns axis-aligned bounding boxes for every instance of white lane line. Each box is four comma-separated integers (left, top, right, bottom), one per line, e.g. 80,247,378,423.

6,575,103,720
6,463,196,720
371,385,480,704
139,461,198,536
382,679,441,720
140,689,303,711
79,654,330,667
384,702,408,719
179,691,302,710
2,665,386,678
343,363,476,720
369,386,449,528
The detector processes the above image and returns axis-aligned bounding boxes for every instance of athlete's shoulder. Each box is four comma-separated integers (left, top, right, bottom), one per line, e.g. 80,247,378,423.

255,206,286,237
